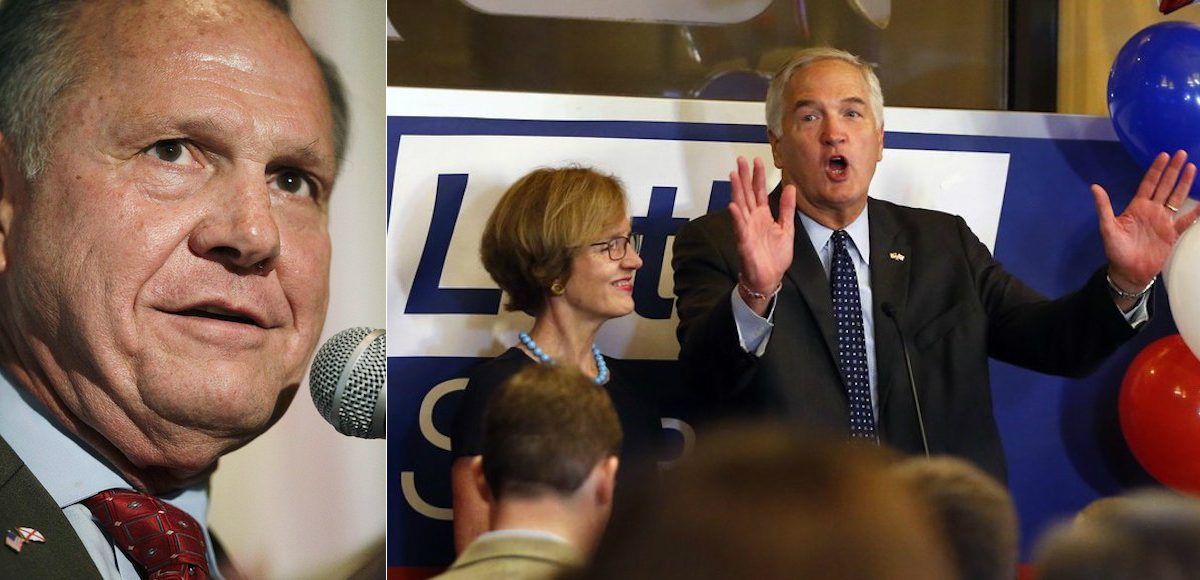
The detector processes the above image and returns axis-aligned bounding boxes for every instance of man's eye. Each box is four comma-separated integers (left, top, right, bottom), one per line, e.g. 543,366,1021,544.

145,140,194,165
846,110,862,118
801,114,818,122
271,169,315,198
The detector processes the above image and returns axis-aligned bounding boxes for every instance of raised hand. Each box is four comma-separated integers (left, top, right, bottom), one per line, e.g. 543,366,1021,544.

729,156,796,314
1092,150,1200,299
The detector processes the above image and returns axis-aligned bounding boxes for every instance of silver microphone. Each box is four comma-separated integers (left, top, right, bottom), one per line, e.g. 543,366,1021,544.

309,327,386,439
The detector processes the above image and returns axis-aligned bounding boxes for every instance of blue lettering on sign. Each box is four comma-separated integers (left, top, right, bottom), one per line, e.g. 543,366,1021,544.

631,186,689,320
628,180,729,319
405,174,504,314
706,180,732,213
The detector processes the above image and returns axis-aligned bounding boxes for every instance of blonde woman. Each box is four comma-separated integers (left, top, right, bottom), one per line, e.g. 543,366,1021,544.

449,166,661,552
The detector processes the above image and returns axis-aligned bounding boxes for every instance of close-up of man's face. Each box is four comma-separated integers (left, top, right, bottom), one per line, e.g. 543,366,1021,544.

768,58,884,220
0,0,336,486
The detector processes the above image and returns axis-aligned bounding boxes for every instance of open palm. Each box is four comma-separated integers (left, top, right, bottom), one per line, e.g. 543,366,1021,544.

1093,151,1200,291
729,156,796,294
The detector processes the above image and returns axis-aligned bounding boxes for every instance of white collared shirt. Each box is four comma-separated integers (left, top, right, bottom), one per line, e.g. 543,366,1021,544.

0,371,221,580
475,528,571,545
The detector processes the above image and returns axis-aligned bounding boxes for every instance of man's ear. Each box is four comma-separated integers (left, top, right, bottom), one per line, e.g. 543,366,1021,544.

767,128,785,170
876,122,885,162
594,456,619,508
0,131,20,273
470,456,493,505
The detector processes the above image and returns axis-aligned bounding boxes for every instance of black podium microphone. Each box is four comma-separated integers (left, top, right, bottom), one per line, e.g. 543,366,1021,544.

309,327,386,439
881,303,929,457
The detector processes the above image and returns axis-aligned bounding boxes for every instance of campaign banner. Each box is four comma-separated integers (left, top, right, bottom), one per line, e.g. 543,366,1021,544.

387,87,1173,572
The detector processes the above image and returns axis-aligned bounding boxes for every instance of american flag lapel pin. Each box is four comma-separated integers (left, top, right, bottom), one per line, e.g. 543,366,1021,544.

889,252,906,262
5,530,24,553
5,527,45,553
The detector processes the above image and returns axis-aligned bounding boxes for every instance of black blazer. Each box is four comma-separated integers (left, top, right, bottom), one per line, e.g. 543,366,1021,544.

672,191,1141,483
0,435,103,579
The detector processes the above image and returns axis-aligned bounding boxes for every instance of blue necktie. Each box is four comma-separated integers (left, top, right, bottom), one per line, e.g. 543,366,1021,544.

830,230,876,439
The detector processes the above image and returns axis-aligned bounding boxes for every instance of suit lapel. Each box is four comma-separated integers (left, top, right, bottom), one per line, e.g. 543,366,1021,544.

769,189,839,363
0,436,103,579
867,199,910,416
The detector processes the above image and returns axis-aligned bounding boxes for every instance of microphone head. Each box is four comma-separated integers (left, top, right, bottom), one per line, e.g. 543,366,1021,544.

309,327,386,439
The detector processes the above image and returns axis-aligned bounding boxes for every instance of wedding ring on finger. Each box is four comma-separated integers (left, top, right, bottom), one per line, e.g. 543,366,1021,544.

1166,203,1180,213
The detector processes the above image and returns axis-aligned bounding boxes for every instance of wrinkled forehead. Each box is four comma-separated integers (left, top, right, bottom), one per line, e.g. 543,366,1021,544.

786,59,869,98
62,0,335,160
79,0,318,91
94,0,291,38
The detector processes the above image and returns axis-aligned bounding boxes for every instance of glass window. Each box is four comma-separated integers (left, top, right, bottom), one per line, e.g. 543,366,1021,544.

388,0,1010,111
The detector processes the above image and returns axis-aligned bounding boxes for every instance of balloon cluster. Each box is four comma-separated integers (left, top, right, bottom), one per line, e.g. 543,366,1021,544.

1117,192,1200,496
1111,21,1200,493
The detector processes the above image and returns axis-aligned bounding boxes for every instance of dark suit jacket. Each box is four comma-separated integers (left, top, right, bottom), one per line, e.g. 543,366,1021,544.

0,434,103,579
672,193,1141,482
0,434,237,578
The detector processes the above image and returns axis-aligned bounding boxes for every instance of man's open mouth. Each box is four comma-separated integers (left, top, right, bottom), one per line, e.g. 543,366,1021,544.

827,155,848,177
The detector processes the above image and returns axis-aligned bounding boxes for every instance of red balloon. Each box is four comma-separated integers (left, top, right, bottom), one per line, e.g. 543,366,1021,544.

1120,335,1200,494
1160,0,1197,15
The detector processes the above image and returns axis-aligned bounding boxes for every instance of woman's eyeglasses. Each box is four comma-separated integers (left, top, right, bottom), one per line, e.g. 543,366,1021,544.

587,233,644,261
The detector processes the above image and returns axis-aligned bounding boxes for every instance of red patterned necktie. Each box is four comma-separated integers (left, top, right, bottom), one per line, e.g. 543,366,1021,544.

82,489,210,580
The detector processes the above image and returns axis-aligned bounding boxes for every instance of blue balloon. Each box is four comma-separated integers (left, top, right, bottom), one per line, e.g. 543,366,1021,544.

1109,21,1200,181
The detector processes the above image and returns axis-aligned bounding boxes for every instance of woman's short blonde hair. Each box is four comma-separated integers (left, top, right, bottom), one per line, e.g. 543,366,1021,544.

481,166,628,316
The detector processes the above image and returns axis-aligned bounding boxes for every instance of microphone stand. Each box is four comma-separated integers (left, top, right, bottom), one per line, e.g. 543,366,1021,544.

882,302,929,457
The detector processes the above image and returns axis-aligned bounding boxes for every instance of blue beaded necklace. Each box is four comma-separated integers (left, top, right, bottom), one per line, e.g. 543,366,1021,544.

518,331,609,384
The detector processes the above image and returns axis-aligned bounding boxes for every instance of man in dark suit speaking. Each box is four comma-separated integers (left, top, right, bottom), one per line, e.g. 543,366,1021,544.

0,0,345,577
672,47,1200,482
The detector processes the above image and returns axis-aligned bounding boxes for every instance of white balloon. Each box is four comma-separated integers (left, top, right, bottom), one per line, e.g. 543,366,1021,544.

1164,199,1200,289
1166,219,1200,360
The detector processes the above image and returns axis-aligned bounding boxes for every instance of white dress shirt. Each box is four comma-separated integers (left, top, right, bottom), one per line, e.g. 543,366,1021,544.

0,371,222,580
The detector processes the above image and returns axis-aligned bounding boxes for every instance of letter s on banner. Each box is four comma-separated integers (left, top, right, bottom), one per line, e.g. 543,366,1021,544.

420,378,468,451
401,377,467,521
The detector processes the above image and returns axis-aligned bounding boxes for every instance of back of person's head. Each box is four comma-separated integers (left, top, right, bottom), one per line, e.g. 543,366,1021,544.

1034,488,1200,580
891,456,1018,580
481,363,623,500
1071,495,1125,527
581,423,954,580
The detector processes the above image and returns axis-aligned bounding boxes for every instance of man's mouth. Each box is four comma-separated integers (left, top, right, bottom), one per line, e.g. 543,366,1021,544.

175,305,263,328
826,155,849,179
612,278,633,292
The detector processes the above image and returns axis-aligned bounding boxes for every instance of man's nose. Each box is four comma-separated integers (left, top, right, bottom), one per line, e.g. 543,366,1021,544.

188,170,281,274
822,117,848,145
